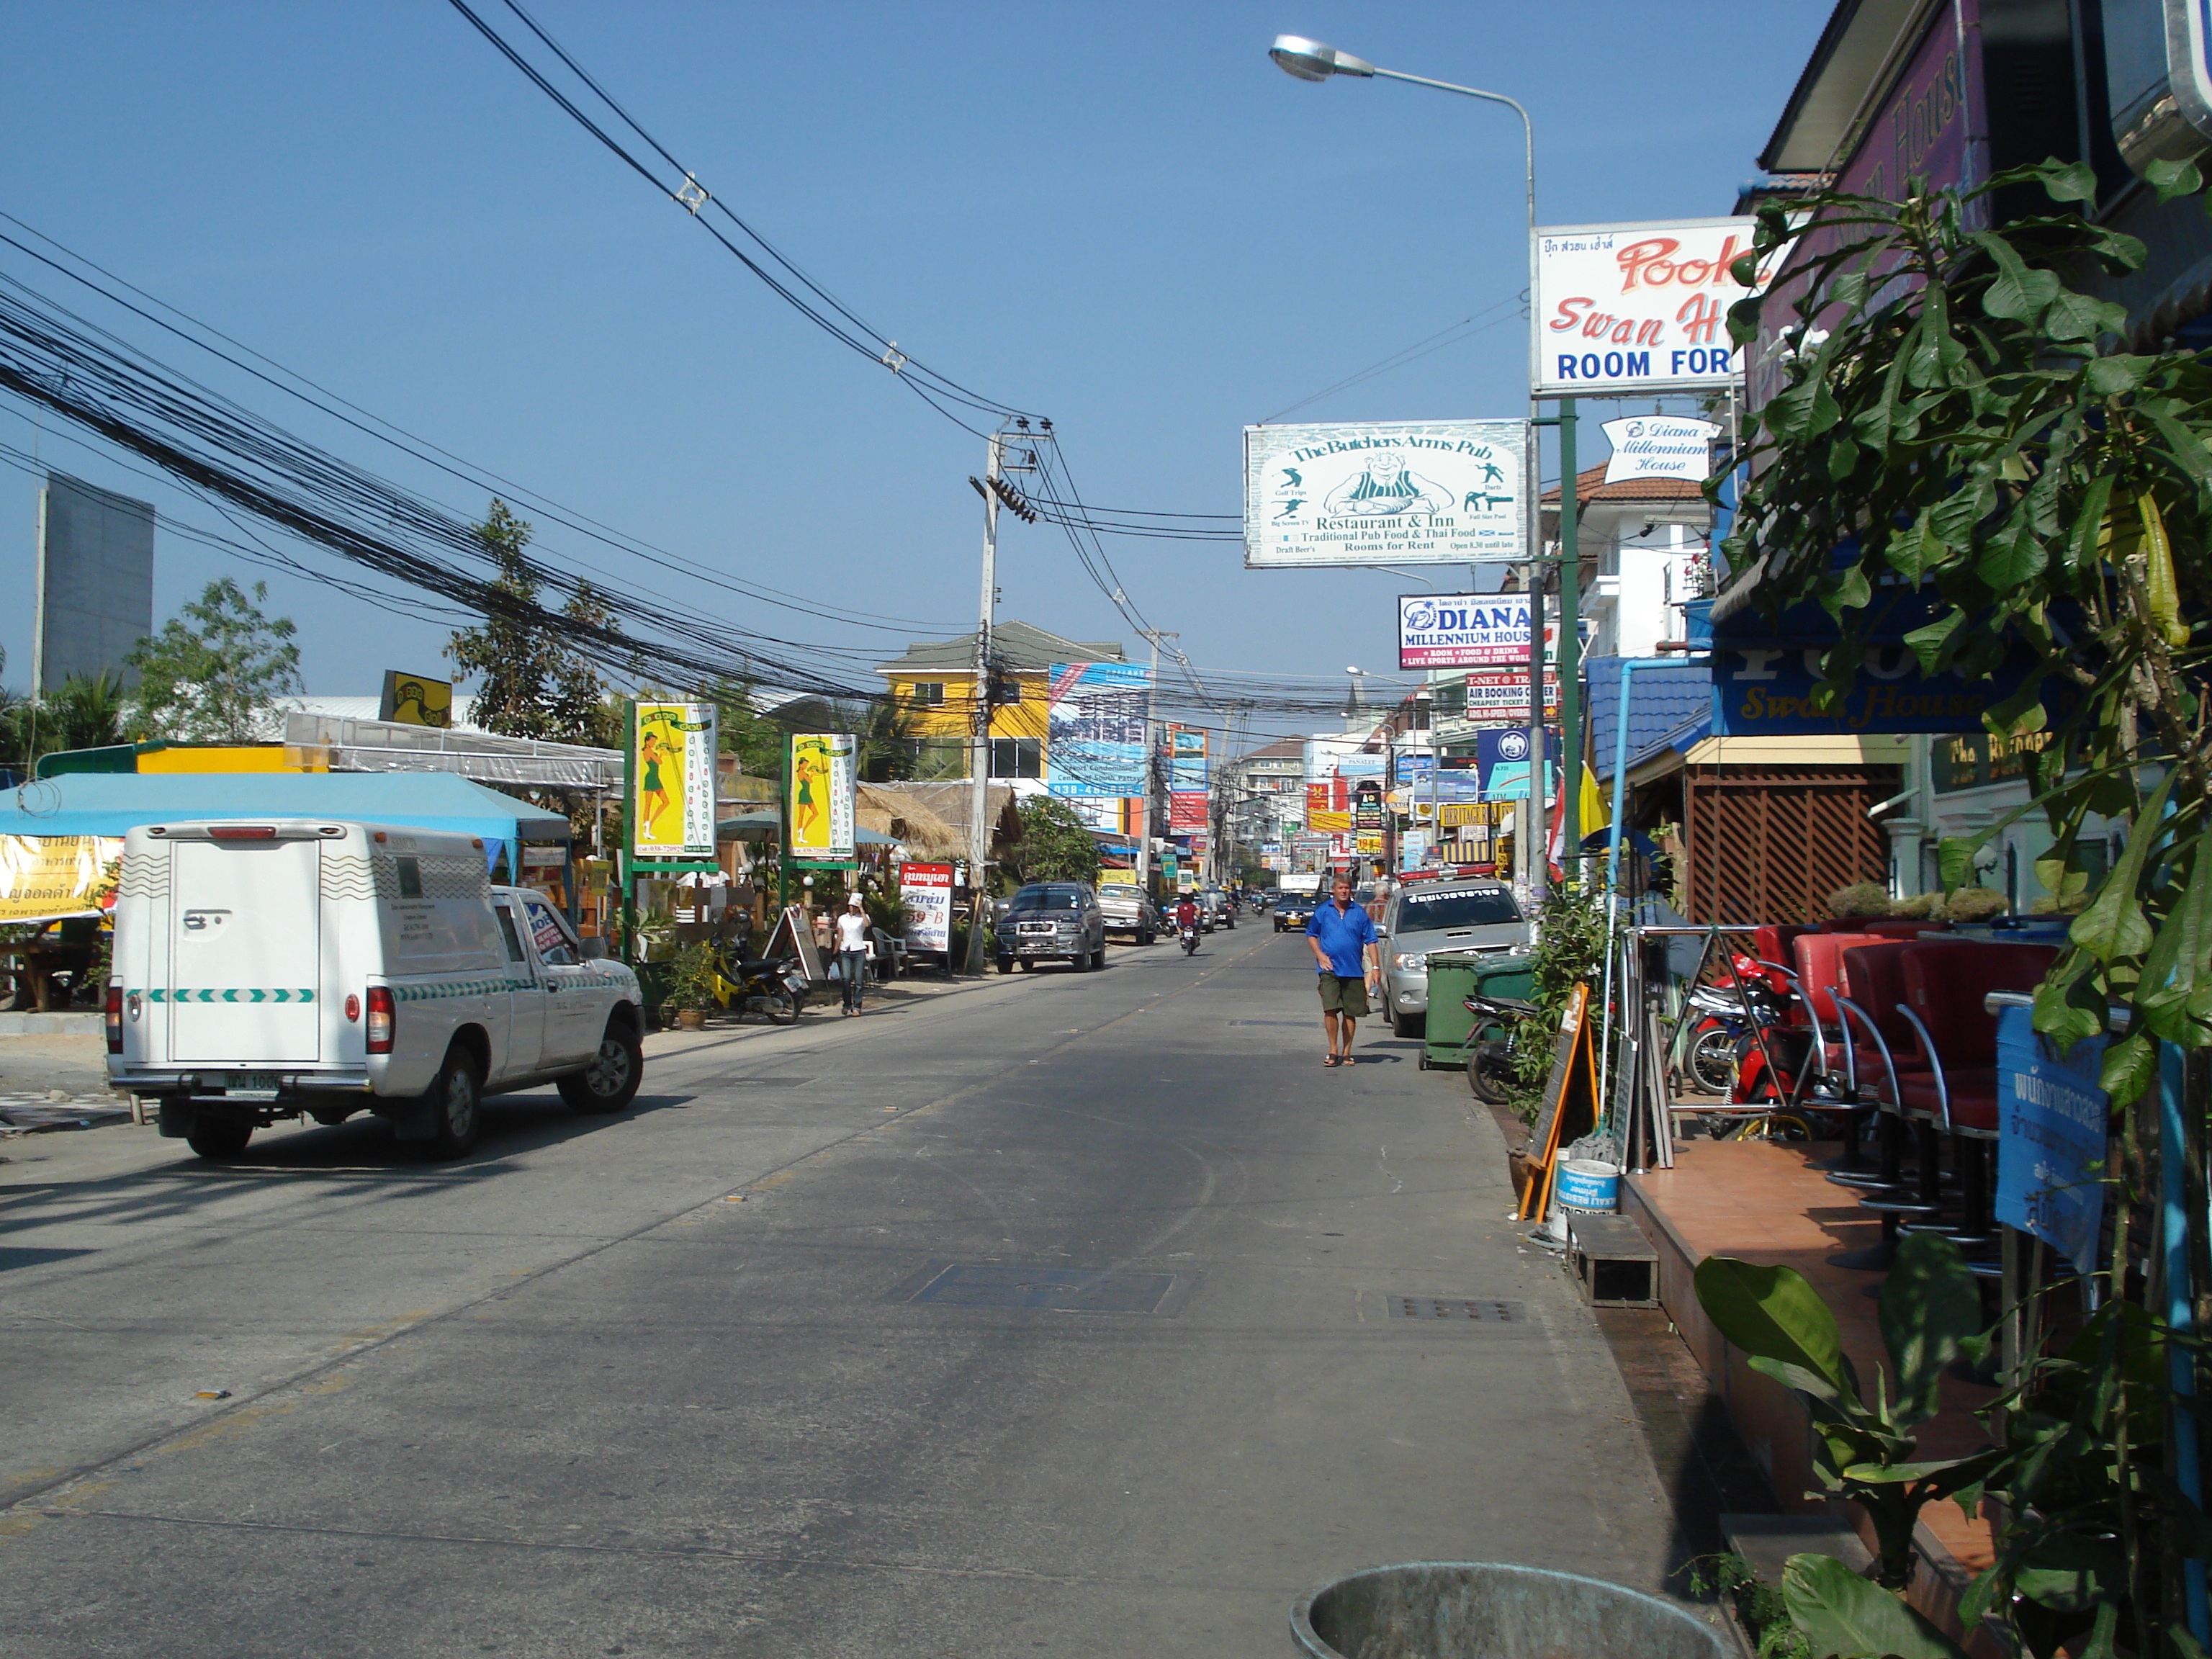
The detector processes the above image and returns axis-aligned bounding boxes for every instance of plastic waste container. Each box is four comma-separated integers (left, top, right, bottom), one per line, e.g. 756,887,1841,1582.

1422,953,1534,1071
1291,1562,1728,1659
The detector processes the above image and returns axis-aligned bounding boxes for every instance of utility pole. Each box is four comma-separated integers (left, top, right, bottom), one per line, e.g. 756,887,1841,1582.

1136,629,1175,901
963,431,1004,974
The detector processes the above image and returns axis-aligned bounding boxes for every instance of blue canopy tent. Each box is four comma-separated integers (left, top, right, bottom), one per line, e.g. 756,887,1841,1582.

0,772,572,875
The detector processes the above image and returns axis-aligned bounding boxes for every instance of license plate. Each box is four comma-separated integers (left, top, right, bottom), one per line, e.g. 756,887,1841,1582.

224,1072,281,1099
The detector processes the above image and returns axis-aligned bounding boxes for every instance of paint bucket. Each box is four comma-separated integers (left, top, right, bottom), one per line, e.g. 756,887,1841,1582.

1553,1158,1620,1214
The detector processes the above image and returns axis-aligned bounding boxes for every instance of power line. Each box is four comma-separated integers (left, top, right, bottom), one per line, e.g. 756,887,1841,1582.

0,211,966,639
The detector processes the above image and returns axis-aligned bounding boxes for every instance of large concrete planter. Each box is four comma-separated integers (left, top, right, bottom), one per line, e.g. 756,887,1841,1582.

1291,1562,1728,1659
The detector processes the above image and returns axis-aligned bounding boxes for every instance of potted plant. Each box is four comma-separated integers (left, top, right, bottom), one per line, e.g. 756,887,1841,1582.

665,939,721,1031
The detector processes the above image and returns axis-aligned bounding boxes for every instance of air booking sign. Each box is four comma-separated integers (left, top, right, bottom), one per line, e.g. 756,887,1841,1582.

1245,419,1529,568
1532,217,1773,395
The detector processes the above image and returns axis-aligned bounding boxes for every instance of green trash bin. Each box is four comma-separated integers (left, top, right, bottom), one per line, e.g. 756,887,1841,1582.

1422,952,1534,1071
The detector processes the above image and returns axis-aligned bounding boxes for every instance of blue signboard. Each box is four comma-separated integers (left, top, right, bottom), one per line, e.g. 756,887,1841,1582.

1994,1004,2108,1277
1704,580,2054,737
1709,642,2036,737
1046,661,1150,797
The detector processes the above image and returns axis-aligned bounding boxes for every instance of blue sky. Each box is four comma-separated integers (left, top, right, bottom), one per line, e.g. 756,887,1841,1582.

1,1,1827,746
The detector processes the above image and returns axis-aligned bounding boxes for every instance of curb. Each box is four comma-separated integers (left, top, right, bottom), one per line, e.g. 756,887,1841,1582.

0,1013,102,1035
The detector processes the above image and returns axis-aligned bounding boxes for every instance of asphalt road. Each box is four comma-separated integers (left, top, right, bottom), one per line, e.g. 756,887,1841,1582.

0,922,1675,1657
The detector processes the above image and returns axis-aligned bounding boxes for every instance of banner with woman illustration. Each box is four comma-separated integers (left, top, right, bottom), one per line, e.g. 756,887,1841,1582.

631,701,718,860
787,732,857,866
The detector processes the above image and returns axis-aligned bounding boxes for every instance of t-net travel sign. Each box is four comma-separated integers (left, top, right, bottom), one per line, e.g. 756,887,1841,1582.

1532,218,1773,395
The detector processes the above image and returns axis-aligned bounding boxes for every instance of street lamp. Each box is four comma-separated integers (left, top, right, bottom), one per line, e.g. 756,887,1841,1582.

1268,35,1579,893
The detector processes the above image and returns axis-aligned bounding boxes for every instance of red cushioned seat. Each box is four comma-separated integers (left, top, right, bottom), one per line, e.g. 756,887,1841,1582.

1896,1068,2000,1133
1896,942,2060,1137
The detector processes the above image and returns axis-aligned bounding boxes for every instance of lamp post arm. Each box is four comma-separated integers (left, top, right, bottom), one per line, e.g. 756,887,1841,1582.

1364,69,1535,235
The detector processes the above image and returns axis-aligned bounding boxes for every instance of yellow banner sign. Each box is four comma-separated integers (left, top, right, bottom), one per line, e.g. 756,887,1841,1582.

379,670,454,728
633,702,719,860
788,733,857,864
0,835,122,925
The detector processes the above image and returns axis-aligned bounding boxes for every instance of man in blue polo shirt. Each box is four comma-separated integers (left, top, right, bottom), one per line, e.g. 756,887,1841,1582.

1305,873,1379,1067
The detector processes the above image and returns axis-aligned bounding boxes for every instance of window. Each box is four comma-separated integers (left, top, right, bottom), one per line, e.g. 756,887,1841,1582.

521,897,580,966
909,682,945,706
997,678,1022,703
493,903,526,963
989,737,1042,779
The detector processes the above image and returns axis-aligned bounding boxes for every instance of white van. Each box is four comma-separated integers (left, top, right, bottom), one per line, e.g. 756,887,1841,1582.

106,819,645,1160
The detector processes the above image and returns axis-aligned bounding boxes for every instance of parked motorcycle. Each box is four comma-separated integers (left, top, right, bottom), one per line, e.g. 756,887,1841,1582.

1460,989,1543,1106
717,952,811,1025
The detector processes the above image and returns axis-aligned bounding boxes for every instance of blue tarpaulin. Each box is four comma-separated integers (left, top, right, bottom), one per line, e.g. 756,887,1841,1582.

0,772,571,871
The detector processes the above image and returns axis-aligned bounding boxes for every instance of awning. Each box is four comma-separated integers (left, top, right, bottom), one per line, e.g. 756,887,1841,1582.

0,772,571,870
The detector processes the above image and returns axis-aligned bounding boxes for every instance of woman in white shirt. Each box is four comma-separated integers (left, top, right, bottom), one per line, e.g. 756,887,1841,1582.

835,896,872,1015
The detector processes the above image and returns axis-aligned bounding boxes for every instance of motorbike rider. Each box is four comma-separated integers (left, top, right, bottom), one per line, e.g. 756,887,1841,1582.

1174,894,1200,935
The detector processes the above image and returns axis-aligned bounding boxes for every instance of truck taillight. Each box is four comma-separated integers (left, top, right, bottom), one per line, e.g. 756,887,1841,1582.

365,986,395,1054
104,985,123,1054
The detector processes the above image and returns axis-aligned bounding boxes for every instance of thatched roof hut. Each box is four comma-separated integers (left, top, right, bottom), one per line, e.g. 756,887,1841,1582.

857,781,1022,862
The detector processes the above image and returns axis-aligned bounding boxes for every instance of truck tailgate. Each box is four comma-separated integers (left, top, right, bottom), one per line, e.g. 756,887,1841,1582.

167,840,321,1064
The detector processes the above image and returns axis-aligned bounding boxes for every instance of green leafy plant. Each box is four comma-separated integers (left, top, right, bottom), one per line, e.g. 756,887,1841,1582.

125,578,302,743
1506,881,1610,1116
665,939,722,1015
1005,795,1101,886
1684,1553,1814,1659
1694,1233,1997,1591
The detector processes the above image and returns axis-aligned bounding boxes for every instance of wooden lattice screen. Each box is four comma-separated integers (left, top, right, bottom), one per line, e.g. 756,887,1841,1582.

1680,765,1902,925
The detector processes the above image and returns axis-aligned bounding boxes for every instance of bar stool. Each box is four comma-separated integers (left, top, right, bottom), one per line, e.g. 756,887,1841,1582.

1789,930,1882,1161
1894,941,2060,1267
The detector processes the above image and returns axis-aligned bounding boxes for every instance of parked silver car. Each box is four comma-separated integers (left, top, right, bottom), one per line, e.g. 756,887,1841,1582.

1095,885,1160,945
1377,880,1529,1037
995,882,1110,973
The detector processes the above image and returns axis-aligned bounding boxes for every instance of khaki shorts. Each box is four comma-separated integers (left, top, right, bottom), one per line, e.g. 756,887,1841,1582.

1317,974,1370,1017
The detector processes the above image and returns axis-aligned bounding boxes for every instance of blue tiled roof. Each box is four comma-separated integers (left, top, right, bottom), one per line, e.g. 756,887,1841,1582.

1585,657,1712,783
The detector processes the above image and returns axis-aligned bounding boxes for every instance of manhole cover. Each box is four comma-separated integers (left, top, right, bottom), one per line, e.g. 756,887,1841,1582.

1228,1020,1311,1027
895,1263,1181,1314
1388,1297,1524,1321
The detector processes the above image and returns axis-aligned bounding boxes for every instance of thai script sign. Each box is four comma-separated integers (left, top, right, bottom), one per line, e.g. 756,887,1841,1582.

1246,420,1529,568
899,862,954,953
1533,218,1773,395
0,835,122,925
1045,660,1149,797
632,701,718,860
1995,1005,2107,1277
788,732,857,866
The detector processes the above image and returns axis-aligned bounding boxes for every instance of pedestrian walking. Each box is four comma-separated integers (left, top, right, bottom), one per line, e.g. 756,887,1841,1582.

835,894,871,1016
1306,872,1379,1067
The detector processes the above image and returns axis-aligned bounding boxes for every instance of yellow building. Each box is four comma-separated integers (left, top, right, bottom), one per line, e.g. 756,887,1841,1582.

874,620,1128,783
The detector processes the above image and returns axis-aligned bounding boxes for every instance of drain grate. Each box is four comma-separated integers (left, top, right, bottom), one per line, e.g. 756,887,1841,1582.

1228,1019,1312,1027
894,1263,1180,1314
1388,1296,1524,1322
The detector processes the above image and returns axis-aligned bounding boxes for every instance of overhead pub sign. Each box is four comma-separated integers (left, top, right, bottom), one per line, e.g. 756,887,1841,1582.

1532,218,1775,395
631,701,718,863
1244,419,1529,568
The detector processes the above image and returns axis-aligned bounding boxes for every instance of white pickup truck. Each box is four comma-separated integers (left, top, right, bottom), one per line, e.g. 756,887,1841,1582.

106,818,646,1160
